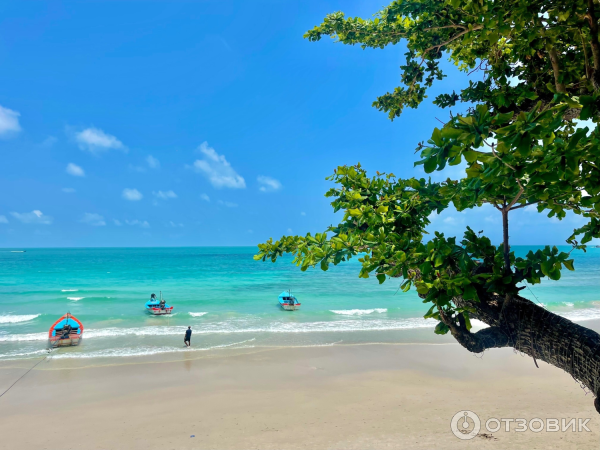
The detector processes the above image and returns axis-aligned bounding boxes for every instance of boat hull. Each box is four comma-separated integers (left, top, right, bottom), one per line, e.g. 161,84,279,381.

279,302,301,311
147,307,173,315
49,334,82,347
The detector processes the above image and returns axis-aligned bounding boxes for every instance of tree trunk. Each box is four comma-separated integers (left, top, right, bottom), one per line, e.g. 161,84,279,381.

444,292,600,413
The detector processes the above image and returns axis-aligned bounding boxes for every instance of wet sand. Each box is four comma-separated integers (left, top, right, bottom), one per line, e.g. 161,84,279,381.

0,339,598,449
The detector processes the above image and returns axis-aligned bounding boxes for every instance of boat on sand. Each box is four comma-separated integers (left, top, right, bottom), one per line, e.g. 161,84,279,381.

48,313,84,347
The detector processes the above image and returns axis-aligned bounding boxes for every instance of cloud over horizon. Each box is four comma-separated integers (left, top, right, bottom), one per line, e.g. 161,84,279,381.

146,155,160,169
10,210,53,224
122,188,143,201
75,127,126,153
80,213,106,226
257,176,282,192
0,105,21,136
125,219,150,228
153,190,177,200
190,142,246,189
66,163,85,177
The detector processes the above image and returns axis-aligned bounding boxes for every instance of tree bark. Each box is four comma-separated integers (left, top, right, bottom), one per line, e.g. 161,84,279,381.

446,292,600,413
587,0,600,90
501,208,511,273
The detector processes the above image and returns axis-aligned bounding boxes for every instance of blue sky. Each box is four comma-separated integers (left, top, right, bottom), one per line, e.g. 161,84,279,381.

0,0,592,247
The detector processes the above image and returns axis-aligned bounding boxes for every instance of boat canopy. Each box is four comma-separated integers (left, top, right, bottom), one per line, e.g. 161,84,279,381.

49,314,84,337
278,291,296,299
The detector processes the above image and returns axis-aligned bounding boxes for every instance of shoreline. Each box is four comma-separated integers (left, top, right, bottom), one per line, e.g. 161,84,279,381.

1,341,598,449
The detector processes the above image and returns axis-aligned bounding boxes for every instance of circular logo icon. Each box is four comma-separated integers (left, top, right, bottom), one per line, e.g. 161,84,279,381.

450,410,481,440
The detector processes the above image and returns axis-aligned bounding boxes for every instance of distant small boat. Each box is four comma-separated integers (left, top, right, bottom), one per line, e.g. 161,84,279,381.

278,290,300,311
48,313,84,347
10,251,25,253
145,291,173,315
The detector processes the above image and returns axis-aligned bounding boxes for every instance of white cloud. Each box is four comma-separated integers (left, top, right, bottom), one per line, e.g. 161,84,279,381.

200,193,210,202
41,136,57,147
62,188,76,193
168,221,184,228
126,219,150,228
217,200,238,208
301,212,306,216
113,219,122,226
190,142,246,189
122,188,143,201
0,105,21,136
257,176,282,192
0,215,8,224
287,228,293,234
153,190,177,200
80,213,105,226
146,155,160,169
10,210,53,225
443,216,459,224
66,163,85,177
75,127,125,153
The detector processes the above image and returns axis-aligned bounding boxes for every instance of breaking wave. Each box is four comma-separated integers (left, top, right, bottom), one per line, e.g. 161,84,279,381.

0,314,40,324
331,308,387,316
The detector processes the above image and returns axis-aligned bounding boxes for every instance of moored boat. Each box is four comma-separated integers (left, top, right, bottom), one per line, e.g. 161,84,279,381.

278,291,300,311
48,313,84,347
145,291,173,315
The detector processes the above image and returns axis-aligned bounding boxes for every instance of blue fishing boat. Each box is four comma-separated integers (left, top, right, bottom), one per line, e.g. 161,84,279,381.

145,291,173,315
48,313,84,347
278,290,300,311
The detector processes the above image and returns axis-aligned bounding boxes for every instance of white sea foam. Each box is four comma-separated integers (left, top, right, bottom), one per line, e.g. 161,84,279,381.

0,317,436,342
0,314,40,324
558,308,600,322
67,297,84,301
0,349,50,360
330,308,387,316
563,302,575,307
61,289,78,292
3,306,599,346
189,312,208,317
51,339,256,359
0,332,47,342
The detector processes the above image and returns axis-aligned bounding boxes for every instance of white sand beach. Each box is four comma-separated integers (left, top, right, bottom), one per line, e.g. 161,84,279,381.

1,336,598,449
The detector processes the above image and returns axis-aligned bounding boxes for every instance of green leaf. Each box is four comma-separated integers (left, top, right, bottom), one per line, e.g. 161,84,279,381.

463,313,472,331
434,322,450,335
376,273,386,284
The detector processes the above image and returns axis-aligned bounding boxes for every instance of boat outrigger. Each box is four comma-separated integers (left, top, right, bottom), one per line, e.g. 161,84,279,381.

145,292,173,315
48,313,84,347
278,290,300,311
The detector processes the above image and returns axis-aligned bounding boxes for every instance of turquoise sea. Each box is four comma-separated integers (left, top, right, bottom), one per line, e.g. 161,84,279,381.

0,246,598,361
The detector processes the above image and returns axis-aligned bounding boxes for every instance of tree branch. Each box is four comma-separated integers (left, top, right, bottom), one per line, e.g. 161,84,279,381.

586,0,600,89
510,200,540,211
421,25,484,54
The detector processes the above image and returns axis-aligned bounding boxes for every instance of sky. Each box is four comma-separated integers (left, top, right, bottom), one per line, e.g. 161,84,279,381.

0,0,593,248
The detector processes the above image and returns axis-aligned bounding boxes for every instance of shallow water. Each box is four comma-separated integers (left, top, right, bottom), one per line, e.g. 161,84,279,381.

0,246,598,360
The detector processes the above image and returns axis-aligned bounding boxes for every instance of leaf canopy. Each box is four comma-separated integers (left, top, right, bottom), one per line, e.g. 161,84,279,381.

257,0,600,331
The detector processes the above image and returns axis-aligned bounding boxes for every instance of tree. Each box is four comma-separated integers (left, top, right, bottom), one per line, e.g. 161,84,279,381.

255,0,600,412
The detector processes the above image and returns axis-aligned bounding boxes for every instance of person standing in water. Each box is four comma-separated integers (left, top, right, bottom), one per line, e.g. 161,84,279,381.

184,326,192,347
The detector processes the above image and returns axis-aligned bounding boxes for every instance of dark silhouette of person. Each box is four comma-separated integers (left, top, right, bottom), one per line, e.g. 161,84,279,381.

184,326,192,347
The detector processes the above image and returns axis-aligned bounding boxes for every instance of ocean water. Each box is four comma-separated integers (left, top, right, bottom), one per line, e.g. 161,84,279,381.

0,246,598,361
